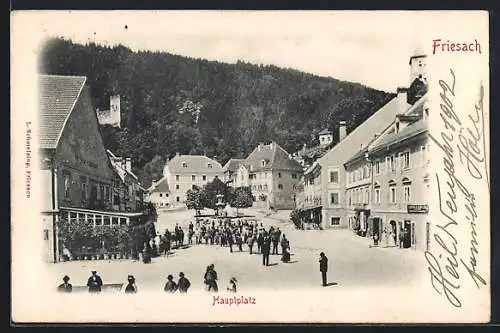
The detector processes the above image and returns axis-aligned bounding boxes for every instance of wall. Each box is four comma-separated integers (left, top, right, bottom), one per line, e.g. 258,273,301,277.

369,133,430,251
54,87,114,210
167,170,223,205
270,170,300,209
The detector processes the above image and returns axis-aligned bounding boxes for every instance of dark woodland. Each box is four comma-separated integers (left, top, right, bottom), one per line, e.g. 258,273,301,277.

39,37,395,188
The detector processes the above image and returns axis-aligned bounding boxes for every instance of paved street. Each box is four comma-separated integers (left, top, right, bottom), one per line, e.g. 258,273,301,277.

46,208,426,292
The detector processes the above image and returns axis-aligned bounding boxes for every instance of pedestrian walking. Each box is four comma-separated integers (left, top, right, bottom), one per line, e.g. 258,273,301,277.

87,271,103,293
247,234,254,254
236,233,243,252
164,274,178,293
178,272,191,293
57,275,73,293
204,264,218,292
280,234,289,256
257,232,263,254
319,252,328,287
125,275,138,293
227,231,234,253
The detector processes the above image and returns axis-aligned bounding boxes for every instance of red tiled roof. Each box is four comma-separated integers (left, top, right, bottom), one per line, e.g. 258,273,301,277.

39,74,87,149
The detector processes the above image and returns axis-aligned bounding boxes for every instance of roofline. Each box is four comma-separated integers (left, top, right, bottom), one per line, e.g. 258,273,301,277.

51,76,87,149
369,128,428,156
319,96,398,165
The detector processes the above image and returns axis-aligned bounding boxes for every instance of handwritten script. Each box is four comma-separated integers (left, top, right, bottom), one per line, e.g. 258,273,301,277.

426,68,488,308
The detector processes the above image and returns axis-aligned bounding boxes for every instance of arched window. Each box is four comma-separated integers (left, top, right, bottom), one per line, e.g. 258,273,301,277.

402,177,411,203
388,180,397,203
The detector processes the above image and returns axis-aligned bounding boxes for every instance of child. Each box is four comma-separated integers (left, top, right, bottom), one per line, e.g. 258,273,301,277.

227,277,237,293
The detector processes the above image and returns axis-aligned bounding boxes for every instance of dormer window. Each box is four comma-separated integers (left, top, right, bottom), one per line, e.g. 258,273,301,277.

182,162,187,168
395,122,400,133
207,163,212,168
261,160,266,167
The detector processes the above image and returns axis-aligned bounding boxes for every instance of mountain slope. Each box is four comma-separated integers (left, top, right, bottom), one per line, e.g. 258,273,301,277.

39,37,395,187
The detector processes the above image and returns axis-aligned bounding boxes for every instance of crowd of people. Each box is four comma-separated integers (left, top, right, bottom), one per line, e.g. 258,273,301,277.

57,217,333,293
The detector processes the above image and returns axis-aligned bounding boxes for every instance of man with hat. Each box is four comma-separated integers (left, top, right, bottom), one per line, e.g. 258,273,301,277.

57,275,73,293
125,275,137,293
87,270,103,293
177,272,191,293
319,252,329,287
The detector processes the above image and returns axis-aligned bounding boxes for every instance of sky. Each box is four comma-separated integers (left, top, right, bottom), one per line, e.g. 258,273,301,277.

21,10,488,92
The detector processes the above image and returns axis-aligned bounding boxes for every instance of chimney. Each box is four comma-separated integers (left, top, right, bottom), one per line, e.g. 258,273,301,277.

339,121,347,142
258,143,263,151
176,152,180,157
397,87,408,113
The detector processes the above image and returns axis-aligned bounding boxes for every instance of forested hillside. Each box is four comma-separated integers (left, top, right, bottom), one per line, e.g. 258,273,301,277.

39,37,394,187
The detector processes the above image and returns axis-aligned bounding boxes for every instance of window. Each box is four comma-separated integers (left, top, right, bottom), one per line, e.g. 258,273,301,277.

330,170,339,183
404,185,411,202
421,146,428,166
402,152,410,169
103,216,110,226
365,189,370,203
112,217,119,225
192,185,196,190
374,182,381,204
403,178,412,202
63,172,71,198
203,175,207,181
176,184,180,190
182,162,187,168
278,184,284,190
176,196,180,202
330,217,340,226
43,229,49,241
208,163,212,168
120,218,127,225
390,188,396,203
261,160,266,167
192,175,196,181
390,155,396,172
176,175,180,181
278,172,282,178
95,215,102,226
330,192,339,205
159,193,163,197
80,176,87,200
292,173,297,179
374,160,380,175
165,193,169,197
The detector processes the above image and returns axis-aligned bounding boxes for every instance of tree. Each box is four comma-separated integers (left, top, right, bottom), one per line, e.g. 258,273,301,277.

229,186,253,216
202,176,229,215
186,186,204,216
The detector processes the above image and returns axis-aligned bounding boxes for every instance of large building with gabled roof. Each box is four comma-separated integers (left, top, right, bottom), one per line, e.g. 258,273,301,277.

234,141,303,210
160,153,224,206
39,74,143,263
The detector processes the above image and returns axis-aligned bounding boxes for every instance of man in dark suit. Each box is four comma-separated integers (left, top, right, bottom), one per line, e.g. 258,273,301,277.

87,270,103,293
319,252,328,287
57,275,73,293
262,236,271,266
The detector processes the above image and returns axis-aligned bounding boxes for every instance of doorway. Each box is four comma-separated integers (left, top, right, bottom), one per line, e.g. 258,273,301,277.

390,220,397,246
373,218,381,239
403,220,412,248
